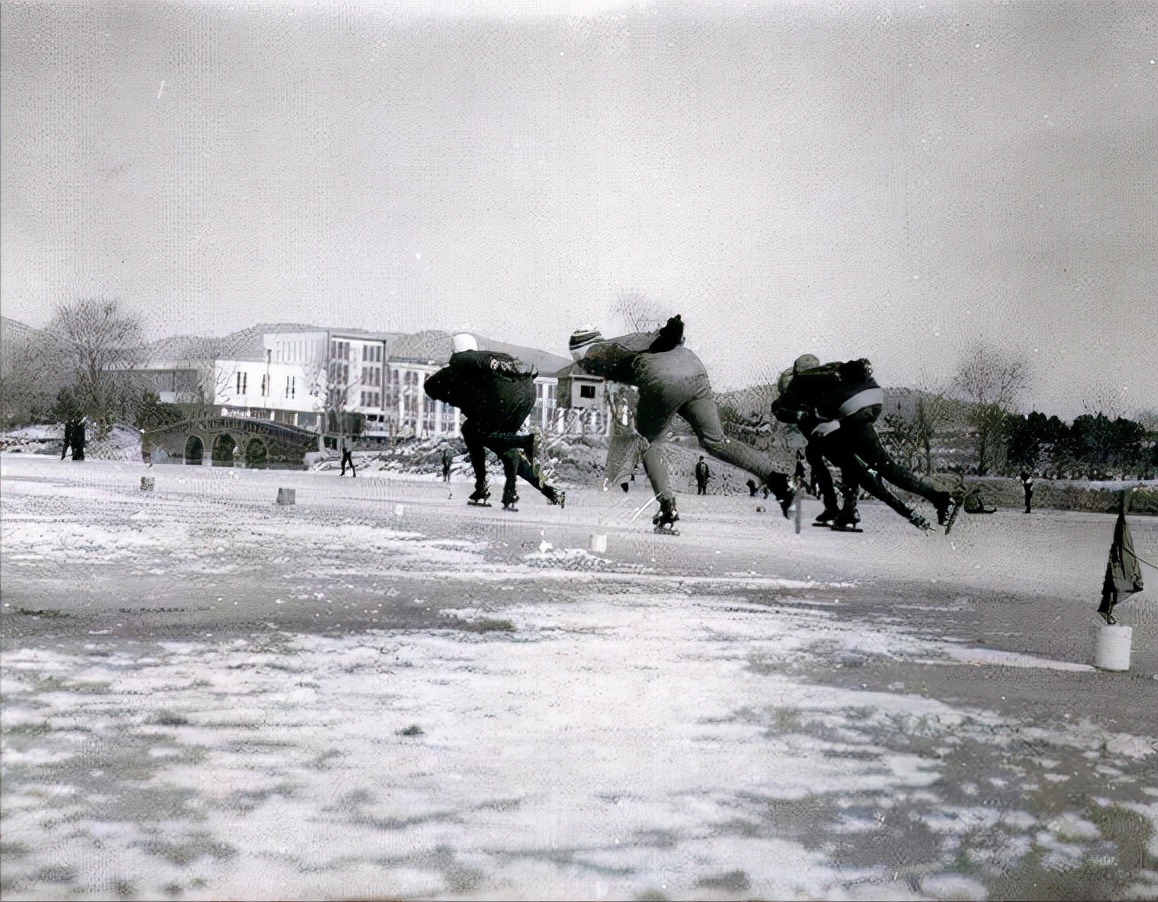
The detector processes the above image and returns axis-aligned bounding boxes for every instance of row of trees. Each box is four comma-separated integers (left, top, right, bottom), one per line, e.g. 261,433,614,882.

878,345,1156,480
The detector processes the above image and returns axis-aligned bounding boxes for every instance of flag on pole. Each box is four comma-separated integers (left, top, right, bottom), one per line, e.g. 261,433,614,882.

1098,494,1144,625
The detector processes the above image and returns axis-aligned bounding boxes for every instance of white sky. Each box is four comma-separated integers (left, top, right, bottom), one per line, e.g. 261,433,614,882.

2,0,1155,419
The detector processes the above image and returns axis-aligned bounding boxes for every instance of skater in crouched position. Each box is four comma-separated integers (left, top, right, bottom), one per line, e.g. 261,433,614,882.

423,333,565,511
777,355,961,533
569,315,794,532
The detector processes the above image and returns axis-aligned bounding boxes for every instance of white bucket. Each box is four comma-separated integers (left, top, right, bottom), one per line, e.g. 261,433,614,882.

394,504,405,516
1094,624,1132,671
589,533,608,553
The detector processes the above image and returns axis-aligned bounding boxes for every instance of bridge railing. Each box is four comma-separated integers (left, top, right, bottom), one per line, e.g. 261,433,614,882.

143,416,321,444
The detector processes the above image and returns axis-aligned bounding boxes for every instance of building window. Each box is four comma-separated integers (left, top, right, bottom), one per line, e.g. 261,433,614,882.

261,374,268,396
286,376,296,398
236,372,248,395
580,384,596,399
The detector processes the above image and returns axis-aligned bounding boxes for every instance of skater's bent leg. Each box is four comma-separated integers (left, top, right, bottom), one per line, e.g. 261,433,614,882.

845,423,946,507
680,396,778,486
496,450,520,504
640,439,672,500
806,440,840,512
461,422,490,491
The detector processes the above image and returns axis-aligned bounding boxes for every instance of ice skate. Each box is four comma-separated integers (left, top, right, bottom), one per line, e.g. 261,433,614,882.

813,506,840,526
467,486,492,507
938,490,964,535
543,485,566,508
652,496,680,535
830,508,863,533
501,490,519,512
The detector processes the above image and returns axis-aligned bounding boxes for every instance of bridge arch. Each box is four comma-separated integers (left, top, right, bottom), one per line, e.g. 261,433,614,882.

185,435,204,465
243,437,268,469
211,433,238,467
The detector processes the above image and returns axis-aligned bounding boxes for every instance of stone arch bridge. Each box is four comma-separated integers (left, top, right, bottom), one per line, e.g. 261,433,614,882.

142,417,321,468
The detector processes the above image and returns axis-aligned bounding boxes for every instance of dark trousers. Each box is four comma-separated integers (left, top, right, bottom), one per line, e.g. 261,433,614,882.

461,414,545,504
340,450,356,476
805,441,838,512
814,433,917,521
838,420,948,510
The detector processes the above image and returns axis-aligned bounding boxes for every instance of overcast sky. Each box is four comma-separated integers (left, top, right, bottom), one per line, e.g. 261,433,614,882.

2,0,1155,419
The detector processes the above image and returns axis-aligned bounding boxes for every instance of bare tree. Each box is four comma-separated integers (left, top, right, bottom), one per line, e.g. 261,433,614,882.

45,298,145,424
610,290,672,333
0,321,65,425
952,344,1029,475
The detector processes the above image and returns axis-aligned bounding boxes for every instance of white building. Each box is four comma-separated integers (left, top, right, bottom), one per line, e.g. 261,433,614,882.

142,325,604,439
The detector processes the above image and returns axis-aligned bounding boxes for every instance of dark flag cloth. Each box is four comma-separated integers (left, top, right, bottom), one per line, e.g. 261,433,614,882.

1098,503,1144,625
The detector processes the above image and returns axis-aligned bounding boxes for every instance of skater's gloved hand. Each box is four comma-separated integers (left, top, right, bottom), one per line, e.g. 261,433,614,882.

648,315,685,353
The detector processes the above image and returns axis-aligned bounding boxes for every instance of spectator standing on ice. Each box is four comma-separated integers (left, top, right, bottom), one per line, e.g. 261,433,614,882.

61,419,74,461
1020,470,1034,513
70,417,86,461
568,315,793,532
440,444,454,482
424,333,565,511
339,434,356,477
695,455,710,495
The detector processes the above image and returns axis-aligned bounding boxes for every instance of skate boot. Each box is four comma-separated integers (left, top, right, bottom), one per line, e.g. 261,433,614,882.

652,496,680,534
502,489,520,511
467,485,492,507
830,508,863,532
543,485,566,508
937,489,964,534
765,472,794,519
813,506,840,526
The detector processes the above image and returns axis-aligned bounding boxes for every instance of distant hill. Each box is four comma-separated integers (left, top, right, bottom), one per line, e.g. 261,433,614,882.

143,322,333,363
390,329,570,375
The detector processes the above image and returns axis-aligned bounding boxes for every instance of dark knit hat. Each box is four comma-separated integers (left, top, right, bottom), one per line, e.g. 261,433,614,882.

569,328,603,353
793,354,821,374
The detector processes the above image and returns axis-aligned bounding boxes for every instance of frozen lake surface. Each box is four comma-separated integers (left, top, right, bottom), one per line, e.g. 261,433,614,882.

2,454,1156,901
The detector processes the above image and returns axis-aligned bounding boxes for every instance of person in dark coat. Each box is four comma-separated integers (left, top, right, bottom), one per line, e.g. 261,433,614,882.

779,356,960,532
694,455,710,495
1020,470,1034,513
440,444,454,482
424,333,565,510
339,434,356,477
772,357,846,525
70,418,86,461
61,419,74,460
569,316,793,530
746,478,759,497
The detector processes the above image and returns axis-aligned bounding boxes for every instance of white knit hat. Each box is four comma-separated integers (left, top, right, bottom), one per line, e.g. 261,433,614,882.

452,333,478,354
568,327,602,360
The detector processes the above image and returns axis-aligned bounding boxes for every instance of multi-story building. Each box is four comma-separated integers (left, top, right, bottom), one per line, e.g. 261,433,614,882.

142,325,606,440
